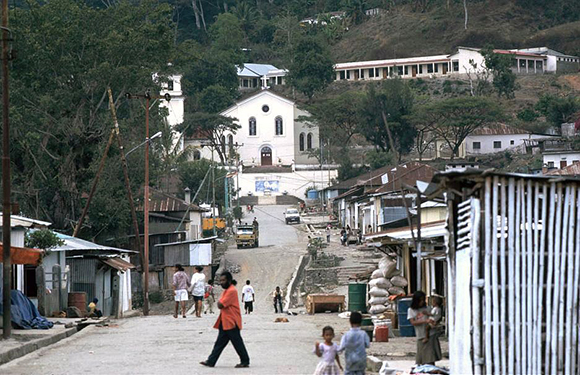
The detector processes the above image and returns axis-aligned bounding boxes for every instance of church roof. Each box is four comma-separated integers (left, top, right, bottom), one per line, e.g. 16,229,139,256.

220,89,295,115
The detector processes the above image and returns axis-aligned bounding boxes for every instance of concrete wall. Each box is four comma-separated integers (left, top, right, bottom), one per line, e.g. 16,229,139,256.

464,133,545,155
543,152,580,169
235,169,338,198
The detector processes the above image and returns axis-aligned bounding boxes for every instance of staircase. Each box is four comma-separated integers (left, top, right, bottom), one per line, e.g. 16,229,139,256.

337,265,376,285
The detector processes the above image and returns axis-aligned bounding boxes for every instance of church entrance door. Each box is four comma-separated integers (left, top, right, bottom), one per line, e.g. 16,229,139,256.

261,147,272,166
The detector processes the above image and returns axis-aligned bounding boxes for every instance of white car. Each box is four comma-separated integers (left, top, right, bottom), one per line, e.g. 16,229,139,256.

284,208,301,225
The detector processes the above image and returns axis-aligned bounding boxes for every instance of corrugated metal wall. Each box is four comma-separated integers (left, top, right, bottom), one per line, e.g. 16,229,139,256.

69,258,98,303
164,244,189,266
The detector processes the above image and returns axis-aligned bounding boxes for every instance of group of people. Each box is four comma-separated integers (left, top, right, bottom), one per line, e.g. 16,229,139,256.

171,265,215,319
408,290,443,365
313,311,370,375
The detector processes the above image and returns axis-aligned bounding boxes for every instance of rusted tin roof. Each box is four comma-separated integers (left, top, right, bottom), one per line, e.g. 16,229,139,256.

139,188,206,213
471,123,529,136
101,257,136,272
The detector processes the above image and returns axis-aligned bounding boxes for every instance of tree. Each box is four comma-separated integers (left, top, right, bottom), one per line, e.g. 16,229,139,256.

178,159,227,209
411,96,504,159
25,230,64,251
359,80,416,162
177,113,241,165
536,94,580,127
305,91,364,147
481,46,518,99
9,0,175,240
287,36,335,99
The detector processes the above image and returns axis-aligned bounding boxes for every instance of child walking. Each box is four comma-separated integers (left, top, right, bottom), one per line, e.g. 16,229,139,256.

338,312,370,375
314,326,343,375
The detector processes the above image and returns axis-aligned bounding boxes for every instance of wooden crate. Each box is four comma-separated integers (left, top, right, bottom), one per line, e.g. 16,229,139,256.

306,294,346,314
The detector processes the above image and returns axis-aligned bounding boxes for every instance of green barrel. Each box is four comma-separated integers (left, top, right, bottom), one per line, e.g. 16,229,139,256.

348,283,368,313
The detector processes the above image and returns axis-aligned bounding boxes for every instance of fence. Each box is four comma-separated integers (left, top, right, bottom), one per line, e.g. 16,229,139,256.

441,171,580,374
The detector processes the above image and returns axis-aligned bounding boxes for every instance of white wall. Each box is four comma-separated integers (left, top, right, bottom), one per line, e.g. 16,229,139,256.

294,107,319,165
450,48,486,74
464,133,545,155
236,169,338,198
221,91,319,167
543,152,580,169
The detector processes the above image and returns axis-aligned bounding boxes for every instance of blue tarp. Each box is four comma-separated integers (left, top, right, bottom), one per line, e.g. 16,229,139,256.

0,290,54,329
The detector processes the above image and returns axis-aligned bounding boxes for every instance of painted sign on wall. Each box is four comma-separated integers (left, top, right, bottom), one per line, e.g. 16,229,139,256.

255,180,280,192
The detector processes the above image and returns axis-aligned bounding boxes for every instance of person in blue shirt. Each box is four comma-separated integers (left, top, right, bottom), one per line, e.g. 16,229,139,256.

338,311,370,375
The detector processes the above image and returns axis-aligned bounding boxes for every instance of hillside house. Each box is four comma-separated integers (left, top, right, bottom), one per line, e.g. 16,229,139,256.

461,124,554,157
543,150,580,170
509,47,580,73
238,63,287,89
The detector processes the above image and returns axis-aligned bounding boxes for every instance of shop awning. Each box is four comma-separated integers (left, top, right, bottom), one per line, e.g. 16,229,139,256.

0,243,43,265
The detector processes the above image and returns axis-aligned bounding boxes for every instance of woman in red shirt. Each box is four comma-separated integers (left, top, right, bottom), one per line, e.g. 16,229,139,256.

200,271,250,368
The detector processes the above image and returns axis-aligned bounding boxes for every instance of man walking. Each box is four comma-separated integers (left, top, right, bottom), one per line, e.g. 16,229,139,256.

241,280,255,314
172,264,190,319
272,286,284,313
190,266,206,318
200,272,250,368
326,224,331,243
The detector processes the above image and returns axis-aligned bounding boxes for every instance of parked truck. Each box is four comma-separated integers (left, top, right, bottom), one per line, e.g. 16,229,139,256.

235,224,259,248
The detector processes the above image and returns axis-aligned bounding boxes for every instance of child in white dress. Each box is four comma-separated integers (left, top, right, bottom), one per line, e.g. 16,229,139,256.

313,326,343,375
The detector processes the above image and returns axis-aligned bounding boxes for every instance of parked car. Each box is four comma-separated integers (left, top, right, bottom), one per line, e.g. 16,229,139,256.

284,208,301,224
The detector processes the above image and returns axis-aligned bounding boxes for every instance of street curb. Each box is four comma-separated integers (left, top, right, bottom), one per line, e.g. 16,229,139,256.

284,254,310,311
0,326,78,366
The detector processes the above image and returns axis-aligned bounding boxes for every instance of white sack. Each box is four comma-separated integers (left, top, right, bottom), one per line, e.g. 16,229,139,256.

371,269,385,279
369,305,388,315
369,287,389,297
378,256,396,278
369,278,392,289
390,276,408,288
369,296,389,305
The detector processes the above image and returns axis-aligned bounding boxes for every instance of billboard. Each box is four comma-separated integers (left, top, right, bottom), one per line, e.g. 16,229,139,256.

255,180,280,192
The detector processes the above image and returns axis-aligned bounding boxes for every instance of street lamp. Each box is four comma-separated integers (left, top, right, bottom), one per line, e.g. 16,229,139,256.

125,91,170,316
126,131,162,157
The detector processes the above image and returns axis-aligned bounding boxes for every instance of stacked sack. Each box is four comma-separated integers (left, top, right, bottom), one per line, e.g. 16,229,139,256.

368,256,409,315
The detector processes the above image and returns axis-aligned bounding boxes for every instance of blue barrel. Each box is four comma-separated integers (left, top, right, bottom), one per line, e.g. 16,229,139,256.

397,297,415,337
348,283,367,313
307,190,318,200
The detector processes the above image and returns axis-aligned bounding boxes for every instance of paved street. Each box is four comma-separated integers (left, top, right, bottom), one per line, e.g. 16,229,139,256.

1,205,330,375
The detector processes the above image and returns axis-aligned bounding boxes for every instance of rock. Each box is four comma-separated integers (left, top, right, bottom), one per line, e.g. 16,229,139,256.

64,322,74,329
66,306,83,318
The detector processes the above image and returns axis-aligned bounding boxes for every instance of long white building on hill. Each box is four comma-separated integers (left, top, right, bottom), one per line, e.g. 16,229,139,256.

334,46,579,82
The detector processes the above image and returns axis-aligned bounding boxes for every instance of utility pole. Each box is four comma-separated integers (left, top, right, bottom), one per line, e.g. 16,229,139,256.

125,91,170,316
211,146,216,237
1,0,12,339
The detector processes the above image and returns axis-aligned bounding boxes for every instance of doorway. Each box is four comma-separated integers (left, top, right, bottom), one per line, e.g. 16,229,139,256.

261,147,272,166
412,66,417,77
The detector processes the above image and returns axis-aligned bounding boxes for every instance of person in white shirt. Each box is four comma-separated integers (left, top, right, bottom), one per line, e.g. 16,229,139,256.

190,266,206,318
241,280,255,314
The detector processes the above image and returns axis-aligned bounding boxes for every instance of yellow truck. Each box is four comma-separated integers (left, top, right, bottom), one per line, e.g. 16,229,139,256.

235,224,259,248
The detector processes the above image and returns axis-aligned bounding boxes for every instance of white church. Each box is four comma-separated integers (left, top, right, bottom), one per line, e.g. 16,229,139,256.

159,67,337,199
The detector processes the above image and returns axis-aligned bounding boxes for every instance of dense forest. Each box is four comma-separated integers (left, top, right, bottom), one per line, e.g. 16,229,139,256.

3,0,579,243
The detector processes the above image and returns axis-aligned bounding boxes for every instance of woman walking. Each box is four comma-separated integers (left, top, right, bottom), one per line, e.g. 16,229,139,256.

407,290,442,365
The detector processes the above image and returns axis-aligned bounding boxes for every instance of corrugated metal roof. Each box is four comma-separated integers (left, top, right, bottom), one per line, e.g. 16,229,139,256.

546,162,580,176
138,188,206,213
50,232,135,253
366,220,447,241
0,215,51,228
471,123,530,136
101,257,135,272
237,63,280,77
